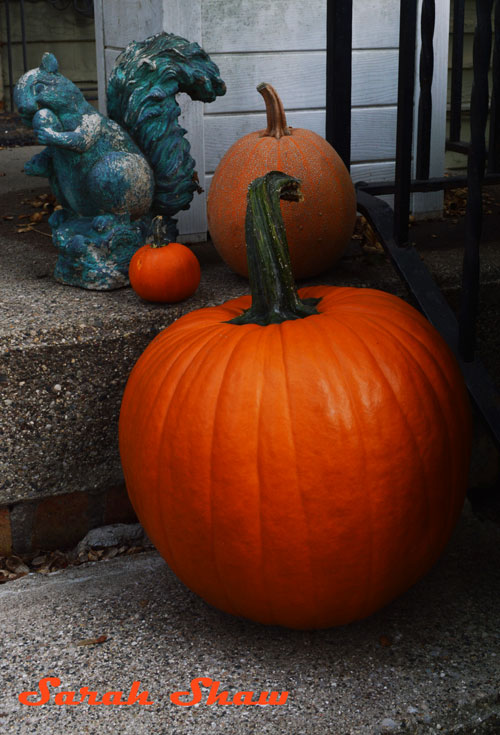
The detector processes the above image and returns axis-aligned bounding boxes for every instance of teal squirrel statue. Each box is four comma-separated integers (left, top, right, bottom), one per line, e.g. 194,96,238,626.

14,33,226,289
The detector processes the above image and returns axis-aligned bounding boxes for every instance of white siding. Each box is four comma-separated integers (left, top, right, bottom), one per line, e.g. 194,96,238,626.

201,0,401,52
207,50,399,115
94,0,450,238
204,108,398,173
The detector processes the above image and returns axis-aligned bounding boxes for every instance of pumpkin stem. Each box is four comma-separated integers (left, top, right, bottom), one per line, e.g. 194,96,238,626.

258,83,291,139
228,172,321,326
151,216,168,248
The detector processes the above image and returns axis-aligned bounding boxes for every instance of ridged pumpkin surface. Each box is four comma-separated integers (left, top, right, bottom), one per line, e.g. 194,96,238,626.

119,286,471,629
207,86,356,279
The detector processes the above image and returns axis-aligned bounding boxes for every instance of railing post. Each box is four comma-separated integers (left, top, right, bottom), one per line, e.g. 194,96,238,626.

449,0,466,143
488,0,500,173
393,0,418,246
4,0,15,110
19,0,28,73
416,0,435,180
325,0,353,170
459,0,494,361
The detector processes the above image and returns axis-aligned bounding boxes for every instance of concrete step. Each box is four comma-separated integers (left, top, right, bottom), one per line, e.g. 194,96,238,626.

1,150,500,554
0,220,248,552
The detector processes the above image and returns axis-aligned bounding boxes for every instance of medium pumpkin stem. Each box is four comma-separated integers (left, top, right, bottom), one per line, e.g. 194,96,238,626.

258,83,291,139
229,171,321,326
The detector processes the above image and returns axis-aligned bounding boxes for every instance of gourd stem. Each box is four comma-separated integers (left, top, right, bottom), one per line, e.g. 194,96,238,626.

229,172,321,326
258,83,291,139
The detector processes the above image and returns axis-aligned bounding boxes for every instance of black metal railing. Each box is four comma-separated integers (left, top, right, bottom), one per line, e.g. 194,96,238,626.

325,0,500,450
449,0,466,149
416,0,434,179
459,0,495,361
489,1,500,172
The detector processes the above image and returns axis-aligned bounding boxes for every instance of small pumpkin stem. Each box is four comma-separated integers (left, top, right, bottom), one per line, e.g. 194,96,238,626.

229,171,321,326
151,216,167,248
258,83,291,139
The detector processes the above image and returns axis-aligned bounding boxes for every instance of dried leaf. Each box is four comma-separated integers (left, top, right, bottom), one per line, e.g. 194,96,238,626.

31,554,48,567
76,634,108,647
5,556,30,574
29,228,52,238
49,558,68,571
7,571,28,581
0,524,151,586
102,547,119,560
30,212,44,223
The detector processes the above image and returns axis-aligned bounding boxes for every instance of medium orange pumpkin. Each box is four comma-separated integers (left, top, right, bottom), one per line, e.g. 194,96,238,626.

129,217,201,303
207,82,356,279
120,172,471,630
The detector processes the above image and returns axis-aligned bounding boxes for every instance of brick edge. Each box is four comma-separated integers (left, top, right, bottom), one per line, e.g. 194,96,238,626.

0,483,137,555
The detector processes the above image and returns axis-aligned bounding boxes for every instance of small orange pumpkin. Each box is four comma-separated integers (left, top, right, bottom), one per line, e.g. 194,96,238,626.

207,83,356,279
120,173,471,629
129,217,201,303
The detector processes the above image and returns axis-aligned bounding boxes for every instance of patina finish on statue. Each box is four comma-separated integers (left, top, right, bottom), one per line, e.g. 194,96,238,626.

14,33,225,289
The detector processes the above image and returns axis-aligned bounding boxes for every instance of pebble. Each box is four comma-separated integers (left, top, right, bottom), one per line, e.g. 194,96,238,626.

76,523,152,553
381,718,398,730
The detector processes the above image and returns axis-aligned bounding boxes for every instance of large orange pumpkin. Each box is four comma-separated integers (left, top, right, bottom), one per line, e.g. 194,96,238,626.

207,83,356,279
119,172,471,630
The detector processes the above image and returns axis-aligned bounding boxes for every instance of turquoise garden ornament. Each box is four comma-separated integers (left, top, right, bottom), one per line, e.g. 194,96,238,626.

14,33,225,289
